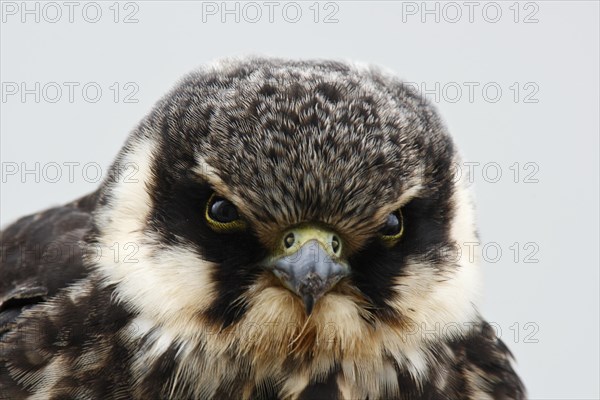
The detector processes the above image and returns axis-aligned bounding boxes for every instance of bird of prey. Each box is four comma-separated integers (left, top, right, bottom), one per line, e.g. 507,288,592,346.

0,57,525,399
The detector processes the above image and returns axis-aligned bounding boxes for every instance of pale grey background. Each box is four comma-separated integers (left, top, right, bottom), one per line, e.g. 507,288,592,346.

1,1,599,398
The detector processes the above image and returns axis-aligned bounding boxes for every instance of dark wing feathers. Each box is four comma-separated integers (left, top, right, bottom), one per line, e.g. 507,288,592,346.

448,321,526,399
0,192,98,336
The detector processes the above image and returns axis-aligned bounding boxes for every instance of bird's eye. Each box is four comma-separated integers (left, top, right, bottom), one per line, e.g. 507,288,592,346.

205,193,246,232
379,210,404,246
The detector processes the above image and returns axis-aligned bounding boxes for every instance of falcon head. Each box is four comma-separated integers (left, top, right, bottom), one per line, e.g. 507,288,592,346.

90,57,480,392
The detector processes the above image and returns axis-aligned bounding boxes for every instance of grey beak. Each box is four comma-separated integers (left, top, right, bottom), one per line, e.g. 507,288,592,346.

270,239,349,315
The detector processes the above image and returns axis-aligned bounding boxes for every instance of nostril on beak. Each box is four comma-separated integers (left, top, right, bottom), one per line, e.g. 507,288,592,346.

284,232,295,249
268,231,350,315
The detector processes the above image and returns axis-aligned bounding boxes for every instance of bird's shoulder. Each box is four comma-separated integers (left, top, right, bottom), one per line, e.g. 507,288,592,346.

0,275,136,399
0,191,99,337
442,320,526,399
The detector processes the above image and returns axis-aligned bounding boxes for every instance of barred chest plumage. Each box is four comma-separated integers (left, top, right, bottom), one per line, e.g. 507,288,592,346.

2,274,521,400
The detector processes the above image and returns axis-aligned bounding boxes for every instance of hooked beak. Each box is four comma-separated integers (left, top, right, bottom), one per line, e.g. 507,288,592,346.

264,224,350,315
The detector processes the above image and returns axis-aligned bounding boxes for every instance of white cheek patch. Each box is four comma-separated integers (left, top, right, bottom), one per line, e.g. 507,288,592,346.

389,157,481,344
93,137,217,341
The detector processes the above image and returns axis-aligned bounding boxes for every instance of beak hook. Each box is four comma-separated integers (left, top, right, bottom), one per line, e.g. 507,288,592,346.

266,225,350,315
303,294,315,315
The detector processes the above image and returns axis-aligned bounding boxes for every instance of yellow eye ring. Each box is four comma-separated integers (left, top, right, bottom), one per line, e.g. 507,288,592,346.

379,210,404,247
205,193,247,232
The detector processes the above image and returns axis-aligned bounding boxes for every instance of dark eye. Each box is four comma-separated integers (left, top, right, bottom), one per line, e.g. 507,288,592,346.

379,210,404,245
205,193,246,232
209,198,239,222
